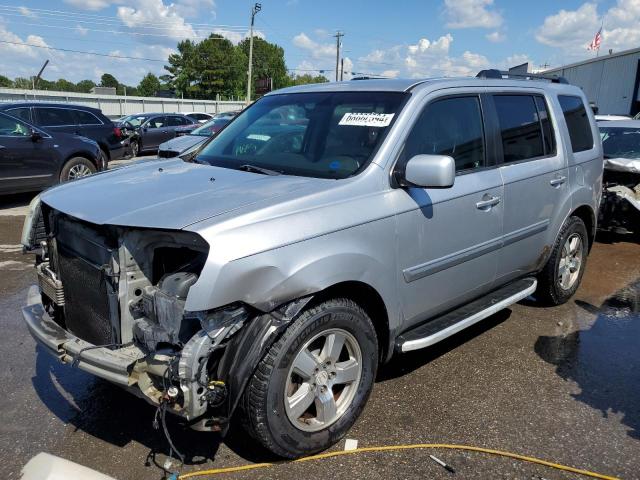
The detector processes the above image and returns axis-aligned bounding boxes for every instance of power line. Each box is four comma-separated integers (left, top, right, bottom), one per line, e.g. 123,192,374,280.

0,5,254,31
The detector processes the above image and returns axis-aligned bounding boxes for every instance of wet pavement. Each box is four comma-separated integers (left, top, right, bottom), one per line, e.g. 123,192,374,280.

0,192,638,479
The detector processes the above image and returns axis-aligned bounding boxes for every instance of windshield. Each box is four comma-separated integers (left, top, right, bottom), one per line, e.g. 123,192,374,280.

195,91,407,179
600,127,640,159
191,118,230,136
122,115,149,127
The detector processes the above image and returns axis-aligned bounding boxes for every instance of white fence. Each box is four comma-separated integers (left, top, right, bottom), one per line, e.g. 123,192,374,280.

0,88,246,118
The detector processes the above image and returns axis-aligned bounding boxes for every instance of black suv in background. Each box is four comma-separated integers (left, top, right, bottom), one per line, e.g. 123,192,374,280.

0,102,125,162
0,111,103,194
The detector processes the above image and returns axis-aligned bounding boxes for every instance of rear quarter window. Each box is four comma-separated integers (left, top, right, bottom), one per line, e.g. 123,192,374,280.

73,110,103,125
558,95,594,152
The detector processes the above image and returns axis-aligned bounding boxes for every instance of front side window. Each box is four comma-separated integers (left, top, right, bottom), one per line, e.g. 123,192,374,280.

559,95,594,152
35,107,76,127
123,115,148,127
0,113,31,136
6,107,31,123
146,117,166,129
600,127,640,159
403,96,485,172
195,91,407,179
494,95,544,162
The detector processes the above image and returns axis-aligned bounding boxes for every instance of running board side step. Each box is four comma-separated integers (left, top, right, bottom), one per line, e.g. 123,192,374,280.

396,277,537,353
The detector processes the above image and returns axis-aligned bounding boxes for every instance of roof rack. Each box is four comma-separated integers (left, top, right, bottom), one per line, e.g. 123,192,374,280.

476,69,569,84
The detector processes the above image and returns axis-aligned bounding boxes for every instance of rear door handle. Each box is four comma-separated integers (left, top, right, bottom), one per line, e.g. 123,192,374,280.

550,175,567,187
476,195,501,210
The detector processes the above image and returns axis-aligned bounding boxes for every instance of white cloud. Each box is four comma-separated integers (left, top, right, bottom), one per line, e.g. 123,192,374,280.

535,0,640,59
212,28,265,45
75,25,89,36
293,32,336,59
486,31,505,43
117,0,196,45
444,0,503,29
18,7,37,18
174,0,216,18
63,0,119,11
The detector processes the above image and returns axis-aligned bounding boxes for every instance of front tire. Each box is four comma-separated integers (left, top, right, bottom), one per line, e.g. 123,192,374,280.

130,139,139,158
60,157,96,183
241,298,378,458
536,216,588,305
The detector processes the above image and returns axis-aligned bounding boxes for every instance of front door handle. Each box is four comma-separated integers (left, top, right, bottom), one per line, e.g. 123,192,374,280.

550,175,567,187
476,195,501,210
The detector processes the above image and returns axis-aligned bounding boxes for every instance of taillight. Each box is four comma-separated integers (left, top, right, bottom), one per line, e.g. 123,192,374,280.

114,127,122,138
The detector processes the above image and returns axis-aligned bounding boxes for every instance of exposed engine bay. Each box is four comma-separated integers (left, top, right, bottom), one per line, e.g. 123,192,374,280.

27,202,310,431
599,158,640,235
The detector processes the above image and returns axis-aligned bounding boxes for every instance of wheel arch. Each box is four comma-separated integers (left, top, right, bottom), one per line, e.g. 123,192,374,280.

59,152,99,174
570,204,596,251
304,280,391,365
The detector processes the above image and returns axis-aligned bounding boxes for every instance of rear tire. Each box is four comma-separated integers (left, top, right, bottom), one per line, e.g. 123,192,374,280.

59,157,96,183
536,216,588,305
241,298,378,458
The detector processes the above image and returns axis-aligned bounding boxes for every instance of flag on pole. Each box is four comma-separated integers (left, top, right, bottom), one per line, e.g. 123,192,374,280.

588,27,602,50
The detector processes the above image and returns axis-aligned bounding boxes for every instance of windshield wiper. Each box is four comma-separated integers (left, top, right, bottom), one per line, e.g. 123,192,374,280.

238,164,281,176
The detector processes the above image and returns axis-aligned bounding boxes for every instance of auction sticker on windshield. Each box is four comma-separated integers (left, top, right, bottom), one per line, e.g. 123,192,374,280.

338,112,395,127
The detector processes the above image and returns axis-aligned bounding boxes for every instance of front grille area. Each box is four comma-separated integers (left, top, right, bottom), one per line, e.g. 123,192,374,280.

52,214,119,346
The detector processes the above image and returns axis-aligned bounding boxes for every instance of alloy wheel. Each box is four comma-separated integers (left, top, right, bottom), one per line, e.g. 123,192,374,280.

284,328,362,432
558,233,583,290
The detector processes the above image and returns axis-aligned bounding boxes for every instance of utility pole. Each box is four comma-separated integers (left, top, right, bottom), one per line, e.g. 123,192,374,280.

334,31,344,81
32,59,49,90
246,3,262,105
340,58,344,81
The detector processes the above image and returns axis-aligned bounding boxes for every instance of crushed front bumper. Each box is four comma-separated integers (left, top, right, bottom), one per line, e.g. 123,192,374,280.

22,285,144,387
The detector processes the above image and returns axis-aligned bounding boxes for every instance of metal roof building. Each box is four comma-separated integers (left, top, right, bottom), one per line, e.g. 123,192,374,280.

544,46,640,116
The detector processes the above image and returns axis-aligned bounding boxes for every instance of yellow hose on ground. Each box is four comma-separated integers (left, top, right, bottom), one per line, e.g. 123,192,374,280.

177,443,620,479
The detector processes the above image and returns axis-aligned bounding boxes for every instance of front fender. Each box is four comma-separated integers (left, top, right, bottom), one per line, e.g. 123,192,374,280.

186,216,400,331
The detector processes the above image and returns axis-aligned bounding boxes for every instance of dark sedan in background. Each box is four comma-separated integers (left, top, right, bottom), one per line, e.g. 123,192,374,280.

158,116,232,158
0,111,103,194
117,113,197,156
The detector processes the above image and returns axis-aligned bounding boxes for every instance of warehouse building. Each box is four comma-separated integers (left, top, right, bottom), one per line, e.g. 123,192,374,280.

544,46,640,116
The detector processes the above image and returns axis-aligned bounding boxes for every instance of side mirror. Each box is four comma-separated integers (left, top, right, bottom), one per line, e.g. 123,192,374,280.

400,154,455,188
31,129,43,142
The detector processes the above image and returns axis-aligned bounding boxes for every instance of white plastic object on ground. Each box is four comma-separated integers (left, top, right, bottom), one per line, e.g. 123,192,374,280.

344,439,358,451
21,452,117,480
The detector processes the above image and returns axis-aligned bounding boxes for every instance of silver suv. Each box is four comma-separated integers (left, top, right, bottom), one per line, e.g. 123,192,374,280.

21,71,602,458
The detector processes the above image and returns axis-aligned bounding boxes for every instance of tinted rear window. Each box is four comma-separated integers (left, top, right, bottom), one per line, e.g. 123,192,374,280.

494,95,544,162
74,110,102,125
36,107,76,126
558,95,593,152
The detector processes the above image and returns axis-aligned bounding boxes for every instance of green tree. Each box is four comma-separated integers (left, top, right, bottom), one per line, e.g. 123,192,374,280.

76,79,96,93
0,74,11,87
238,37,288,94
100,73,119,88
163,39,198,98
287,73,329,86
13,77,32,89
137,73,162,97
55,78,76,92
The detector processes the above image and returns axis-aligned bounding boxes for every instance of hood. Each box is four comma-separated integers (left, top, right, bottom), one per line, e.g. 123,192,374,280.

159,135,206,153
40,159,321,230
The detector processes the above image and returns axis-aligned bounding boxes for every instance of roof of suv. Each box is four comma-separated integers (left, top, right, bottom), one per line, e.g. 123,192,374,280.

268,76,576,95
0,101,102,113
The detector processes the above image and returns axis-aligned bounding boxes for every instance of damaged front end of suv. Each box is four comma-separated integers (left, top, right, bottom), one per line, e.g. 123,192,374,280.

21,196,309,432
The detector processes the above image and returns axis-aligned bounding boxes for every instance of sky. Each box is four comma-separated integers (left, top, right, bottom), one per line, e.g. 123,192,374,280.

1,0,639,87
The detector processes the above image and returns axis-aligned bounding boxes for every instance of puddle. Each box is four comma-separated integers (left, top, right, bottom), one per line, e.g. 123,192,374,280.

535,280,640,439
